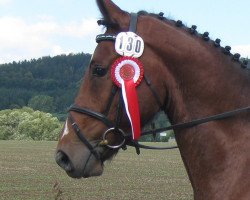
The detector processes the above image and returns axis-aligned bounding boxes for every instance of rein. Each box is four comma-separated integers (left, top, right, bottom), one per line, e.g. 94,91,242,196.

68,13,250,158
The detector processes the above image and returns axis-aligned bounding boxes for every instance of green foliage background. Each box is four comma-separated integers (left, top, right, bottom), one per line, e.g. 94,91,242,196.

0,107,62,141
0,53,91,115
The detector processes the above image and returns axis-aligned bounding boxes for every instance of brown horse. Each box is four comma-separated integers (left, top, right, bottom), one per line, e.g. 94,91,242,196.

55,0,250,199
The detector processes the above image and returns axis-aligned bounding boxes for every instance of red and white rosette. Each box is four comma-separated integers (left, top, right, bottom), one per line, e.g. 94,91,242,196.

111,57,144,140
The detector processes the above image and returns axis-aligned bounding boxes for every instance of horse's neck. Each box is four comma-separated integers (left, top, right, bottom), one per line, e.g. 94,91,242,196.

160,34,250,199
164,41,250,123
170,56,250,199
152,23,250,125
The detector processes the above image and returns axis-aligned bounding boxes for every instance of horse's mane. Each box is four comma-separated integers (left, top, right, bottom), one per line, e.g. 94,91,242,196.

97,8,248,69
139,11,248,68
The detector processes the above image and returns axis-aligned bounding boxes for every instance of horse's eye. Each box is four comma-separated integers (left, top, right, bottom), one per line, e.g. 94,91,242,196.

92,66,107,77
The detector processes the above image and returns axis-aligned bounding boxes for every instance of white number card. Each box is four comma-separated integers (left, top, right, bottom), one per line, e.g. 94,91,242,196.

115,32,144,58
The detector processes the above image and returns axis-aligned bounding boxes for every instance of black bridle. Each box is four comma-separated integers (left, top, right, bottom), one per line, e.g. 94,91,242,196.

68,13,250,159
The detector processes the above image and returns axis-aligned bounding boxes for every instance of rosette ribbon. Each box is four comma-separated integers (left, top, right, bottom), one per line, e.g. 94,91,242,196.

111,57,144,140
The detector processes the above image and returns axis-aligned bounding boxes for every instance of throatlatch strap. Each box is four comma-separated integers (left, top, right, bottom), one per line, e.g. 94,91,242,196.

144,75,164,110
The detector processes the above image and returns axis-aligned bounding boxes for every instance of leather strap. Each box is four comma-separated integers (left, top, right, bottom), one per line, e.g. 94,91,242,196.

96,34,116,43
127,141,178,150
103,86,118,116
141,105,250,136
144,75,164,110
123,105,250,152
68,114,100,160
129,13,138,32
69,105,114,128
114,91,124,130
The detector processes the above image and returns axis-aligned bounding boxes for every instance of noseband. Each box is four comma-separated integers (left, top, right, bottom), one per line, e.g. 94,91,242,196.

68,13,250,159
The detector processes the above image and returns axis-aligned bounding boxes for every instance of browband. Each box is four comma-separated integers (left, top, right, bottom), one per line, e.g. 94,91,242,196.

96,13,139,43
96,34,116,43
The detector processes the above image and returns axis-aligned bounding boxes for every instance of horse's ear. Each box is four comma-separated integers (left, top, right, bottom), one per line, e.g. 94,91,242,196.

96,0,128,28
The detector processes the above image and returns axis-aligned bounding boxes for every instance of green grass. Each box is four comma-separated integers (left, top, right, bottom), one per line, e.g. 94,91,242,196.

0,140,193,200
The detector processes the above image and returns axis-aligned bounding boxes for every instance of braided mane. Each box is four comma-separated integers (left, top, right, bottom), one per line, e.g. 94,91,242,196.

97,6,249,69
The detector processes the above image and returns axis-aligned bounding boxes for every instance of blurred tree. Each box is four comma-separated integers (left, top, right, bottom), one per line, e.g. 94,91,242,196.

0,53,91,113
28,95,56,113
0,107,62,141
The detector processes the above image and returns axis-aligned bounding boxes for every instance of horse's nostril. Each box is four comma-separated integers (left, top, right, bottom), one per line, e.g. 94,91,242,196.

55,150,73,172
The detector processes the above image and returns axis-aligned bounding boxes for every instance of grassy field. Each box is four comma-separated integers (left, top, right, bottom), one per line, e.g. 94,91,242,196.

0,140,193,200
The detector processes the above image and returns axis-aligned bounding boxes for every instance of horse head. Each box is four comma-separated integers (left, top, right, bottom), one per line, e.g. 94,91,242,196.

55,0,168,178
55,3,250,199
